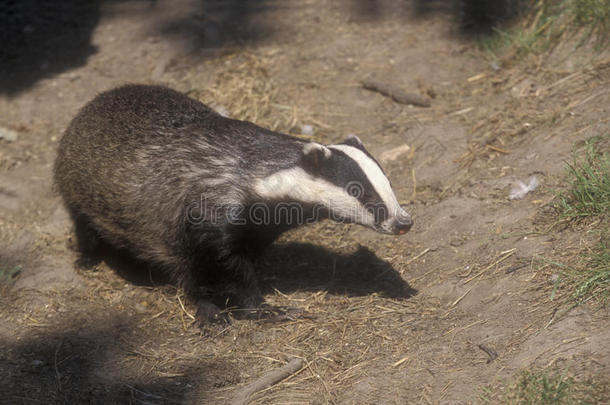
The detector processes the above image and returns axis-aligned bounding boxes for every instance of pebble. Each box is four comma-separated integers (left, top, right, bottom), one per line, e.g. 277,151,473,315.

0,126,18,142
379,144,411,163
301,124,314,136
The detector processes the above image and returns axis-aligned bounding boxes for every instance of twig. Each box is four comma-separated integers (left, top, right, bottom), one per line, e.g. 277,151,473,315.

232,357,304,405
362,79,431,107
567,90,607,110
406,248,431,266
478,344,498,363
443,319,487,336
467,73,486,82
486,144,511,154
505,262,528,274
176,294,196,320
449,107,474,116
392,356,409,367
451,286,474,307
411,167,417,202
464,250,516,284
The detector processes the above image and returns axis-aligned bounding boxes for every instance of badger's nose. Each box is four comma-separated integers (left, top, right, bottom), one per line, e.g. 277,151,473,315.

395,215,413,235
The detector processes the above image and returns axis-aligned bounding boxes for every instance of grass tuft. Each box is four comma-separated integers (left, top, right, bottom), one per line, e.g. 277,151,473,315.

572,0,610,39
571,234,610,305
0,265,21,284
507,370,574,405
557,136,610,220
545,136,610,310
502,369,606,404
479,0,610,60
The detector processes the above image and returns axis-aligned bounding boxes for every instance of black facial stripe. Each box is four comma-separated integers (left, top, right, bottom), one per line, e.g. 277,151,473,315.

340,141,387,177
315,149,388,222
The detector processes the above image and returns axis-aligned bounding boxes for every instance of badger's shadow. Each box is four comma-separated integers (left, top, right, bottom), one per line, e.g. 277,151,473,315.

93,241,415,301
87,241,172,287
256,242,416,300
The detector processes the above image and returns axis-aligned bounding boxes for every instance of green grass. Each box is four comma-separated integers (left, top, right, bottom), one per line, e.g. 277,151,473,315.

557,137,610,220
553,136,610,307
540,136,610,311
478,0,610,60
501,369,605,404
571,234,610,305
506,370,574,404
572,0,610,41
0,265,21,284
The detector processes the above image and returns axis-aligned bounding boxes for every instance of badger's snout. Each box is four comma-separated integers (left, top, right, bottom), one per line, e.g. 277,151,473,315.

378,209,413,235
391,211,413,235
394,215,413,234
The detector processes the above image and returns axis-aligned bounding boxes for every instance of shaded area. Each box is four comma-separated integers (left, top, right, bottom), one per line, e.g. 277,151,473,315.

74,236,174,289
0,313,224,404
349,0,386,21
0,0,283,95
414,0,527,34
0,0,102,95
160,0,280,51
350,0,527,34
259,242,417,299
83,239,415,303
0,0,528,95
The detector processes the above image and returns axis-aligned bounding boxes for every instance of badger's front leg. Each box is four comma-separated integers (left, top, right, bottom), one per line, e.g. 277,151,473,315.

218,253,264,313
189,252,263,325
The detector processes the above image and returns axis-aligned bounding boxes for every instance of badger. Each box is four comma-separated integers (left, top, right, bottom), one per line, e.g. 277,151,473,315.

54,84,413,323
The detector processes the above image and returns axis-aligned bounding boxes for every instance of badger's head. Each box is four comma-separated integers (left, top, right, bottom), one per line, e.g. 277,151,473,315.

254,135,413,235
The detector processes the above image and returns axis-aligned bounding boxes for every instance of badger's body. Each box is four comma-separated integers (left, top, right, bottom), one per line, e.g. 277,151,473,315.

55,85,412,323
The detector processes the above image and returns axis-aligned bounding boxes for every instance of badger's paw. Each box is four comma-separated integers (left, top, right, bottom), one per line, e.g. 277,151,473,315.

195,300,231,327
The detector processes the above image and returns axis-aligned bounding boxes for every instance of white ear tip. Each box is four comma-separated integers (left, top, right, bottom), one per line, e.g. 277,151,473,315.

303,142,331,158
347,134,363,145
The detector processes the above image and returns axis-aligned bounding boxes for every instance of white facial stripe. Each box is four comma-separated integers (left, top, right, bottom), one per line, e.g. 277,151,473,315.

253,166,374,226
328,144,402,216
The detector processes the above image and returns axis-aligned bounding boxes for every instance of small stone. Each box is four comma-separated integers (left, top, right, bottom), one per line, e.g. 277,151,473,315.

379,144,411,163
0,126,18,142
301,124,314,136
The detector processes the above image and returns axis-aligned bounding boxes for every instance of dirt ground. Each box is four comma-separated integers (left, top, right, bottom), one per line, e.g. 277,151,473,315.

0,1,608,404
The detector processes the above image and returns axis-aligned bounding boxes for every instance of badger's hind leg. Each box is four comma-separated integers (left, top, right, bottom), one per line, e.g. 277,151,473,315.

69,213,103,269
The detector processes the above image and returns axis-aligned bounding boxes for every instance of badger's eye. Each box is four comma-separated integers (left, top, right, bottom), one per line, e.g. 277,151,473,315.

346,181,364,198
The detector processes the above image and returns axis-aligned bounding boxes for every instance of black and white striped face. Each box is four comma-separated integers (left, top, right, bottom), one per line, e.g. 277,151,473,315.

253,135,413,235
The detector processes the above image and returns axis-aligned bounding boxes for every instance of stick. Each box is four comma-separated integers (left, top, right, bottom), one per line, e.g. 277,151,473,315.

392,356,409,367
478,344,498,363
450,286,474,307
464,250,515,284
362,79,431,107
176,294,196,320
405,247,431,266
232,358,304,405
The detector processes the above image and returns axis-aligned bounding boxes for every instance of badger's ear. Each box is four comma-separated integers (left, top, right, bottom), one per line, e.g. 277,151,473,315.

344,134,365,150
301,142,331,169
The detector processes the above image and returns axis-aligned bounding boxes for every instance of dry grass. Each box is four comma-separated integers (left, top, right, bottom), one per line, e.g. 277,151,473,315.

189,52,322,142
455,56,610,172
480,367,609,404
